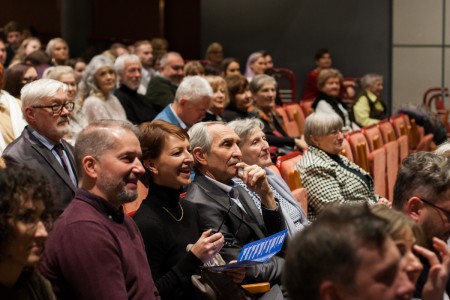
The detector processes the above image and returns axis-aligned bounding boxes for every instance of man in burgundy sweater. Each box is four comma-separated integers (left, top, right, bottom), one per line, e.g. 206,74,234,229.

39,120,160,300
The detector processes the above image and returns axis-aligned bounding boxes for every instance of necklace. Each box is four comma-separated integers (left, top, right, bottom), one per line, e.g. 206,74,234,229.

161,203,184,222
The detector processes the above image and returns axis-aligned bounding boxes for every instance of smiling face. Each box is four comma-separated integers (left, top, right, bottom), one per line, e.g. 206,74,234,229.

253,82,276,112
234,88,252,112
240,128,271,168
394,227,423,285
209,82,227,114
121,60,142,91
201,124,242,183
6,199,48,269
94,128,145,206
369,80,384,97
58,73,77,101
149,135,193,189
161,53,184,84
95,66,116,96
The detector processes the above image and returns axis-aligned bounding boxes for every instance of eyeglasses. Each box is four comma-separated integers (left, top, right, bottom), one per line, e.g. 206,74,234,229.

32,101,75,115
419,197,450,219
215,196,244,247
170,65,184,71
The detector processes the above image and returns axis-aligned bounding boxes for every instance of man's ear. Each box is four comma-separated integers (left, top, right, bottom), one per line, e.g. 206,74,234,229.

143,160,158,175
179,98,188,107
82,156,98,179
319,281,343,300
24,107,35,123
192,147,207,166
406,197,425,222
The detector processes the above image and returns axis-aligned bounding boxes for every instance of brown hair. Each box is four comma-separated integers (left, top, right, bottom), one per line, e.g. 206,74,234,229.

225,74,249,111
317,68,343,90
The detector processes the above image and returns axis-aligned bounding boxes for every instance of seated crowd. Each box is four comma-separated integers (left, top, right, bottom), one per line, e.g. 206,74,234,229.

1,21,450,300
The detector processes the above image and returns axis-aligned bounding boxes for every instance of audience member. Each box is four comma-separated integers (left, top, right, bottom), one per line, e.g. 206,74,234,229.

221,57,241,77
392,151,450,297
45,38,69,66
39,119,161,300
133,40,155,94
183,61,205,77
102,42,129,61
68,58,86,83
245,51,266,82
260,50,274,75
311,68,359,132
113,54,157,124
80,55,126,123
186,121,286,293
134,120,230,299
203,75,228,121
3,21,23,68
3,63,38,98
372,205,450,300
150,37,169,70
283,204,415,300
228,118,309,235
222,74,252,122
297,112,388,221
24,50,51,78
2,79,77,212
0,167,55,299
154,76,212,130
0,39,6,66
303,48,332,99
248,74,306,149
146,51,185,113
353,73,387,127
0,64,27,155
43,66,87,144
205,42,224,74
9,37,41,67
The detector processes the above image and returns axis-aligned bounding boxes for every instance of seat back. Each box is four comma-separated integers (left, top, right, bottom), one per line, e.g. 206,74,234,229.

378,120,397,143
340,138,354,162
272,68,297,104
363,124,384,152
299,99,315,116
346,131,370,172
275,151,303,190
285,103,306,135
275,106,301,137
391,115,410,147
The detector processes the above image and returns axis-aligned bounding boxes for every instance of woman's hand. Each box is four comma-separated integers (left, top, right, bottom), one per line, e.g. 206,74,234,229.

225,260,246,283
414,238,450,300
377,197,392,208
294,136,308,150
190,229,225,263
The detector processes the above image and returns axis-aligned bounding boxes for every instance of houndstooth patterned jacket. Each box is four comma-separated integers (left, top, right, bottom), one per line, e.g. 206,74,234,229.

296,146,378,222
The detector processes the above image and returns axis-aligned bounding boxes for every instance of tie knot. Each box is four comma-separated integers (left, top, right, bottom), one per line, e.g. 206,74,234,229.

54,143,64,152
228,187,239,199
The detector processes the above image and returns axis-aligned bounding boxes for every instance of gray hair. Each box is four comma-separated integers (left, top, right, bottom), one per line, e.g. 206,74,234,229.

304,112,343,145
360,73,383,89
43,66,75,80
188,121,224,154
74,119,138,178
174,76,213,104
249,74,277,94
393,152,450,210
114,54,141,76
227,118,264,142
45,37,67,57
79,55,115,99
159,51,182,69
21,78,68,113
434,141,450,158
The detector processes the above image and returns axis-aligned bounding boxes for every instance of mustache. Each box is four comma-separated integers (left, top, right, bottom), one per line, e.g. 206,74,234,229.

57,116,70,124
228,158,241,166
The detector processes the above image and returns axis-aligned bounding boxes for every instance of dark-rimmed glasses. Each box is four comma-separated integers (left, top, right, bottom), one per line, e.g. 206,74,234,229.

419,197,450,220
32,102,75,115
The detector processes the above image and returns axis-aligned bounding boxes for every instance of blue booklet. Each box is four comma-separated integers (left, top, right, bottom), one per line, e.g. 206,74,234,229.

205,229,288,271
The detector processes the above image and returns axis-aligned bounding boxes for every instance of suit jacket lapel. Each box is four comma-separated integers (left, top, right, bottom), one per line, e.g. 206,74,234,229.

196,175,266,239
25,129,76,192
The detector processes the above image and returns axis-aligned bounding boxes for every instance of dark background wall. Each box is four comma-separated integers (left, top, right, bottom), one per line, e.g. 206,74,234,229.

201,0,391,106
1,0,391,108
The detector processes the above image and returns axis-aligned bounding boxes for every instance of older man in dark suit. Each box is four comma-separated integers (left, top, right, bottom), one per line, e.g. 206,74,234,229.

185,121,286,293
2,79,77,212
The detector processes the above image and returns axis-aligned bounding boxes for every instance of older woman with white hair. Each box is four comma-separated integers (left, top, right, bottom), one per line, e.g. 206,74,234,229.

46,37,69,66
228,118,309,236
352,73,387,127
245,52,266,82
43,66,87,144
297,112,388,221
79,55,126,123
